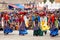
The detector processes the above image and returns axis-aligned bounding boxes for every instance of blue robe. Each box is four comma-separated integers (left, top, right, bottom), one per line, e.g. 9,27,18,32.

19,22,28,35
50,23,58,36
50,28,58,36
4,25,13,34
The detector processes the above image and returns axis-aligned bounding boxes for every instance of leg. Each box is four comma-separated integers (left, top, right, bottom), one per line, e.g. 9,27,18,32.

45,31,47,35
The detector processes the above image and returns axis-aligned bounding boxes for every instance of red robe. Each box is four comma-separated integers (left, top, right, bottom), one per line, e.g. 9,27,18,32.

18,16,24,23
4,14,9,21
51,14,55,23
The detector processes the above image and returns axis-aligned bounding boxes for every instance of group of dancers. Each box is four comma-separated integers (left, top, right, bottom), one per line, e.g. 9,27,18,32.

0,11,59,37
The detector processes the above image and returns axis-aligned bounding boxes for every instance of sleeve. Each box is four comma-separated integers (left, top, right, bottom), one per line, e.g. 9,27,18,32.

32,16,35,21
45,17,47,22
24,16,27,21
38,16,40,22
45,17,47,24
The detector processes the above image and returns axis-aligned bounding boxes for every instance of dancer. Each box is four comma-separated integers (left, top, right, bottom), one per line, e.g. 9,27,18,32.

19,12,28,35
40,11,49,35
50,14,58,37
32,12,42,36
3,12,13,35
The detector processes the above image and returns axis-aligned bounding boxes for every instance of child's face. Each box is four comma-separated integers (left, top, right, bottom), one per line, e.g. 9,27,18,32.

35,13,38,16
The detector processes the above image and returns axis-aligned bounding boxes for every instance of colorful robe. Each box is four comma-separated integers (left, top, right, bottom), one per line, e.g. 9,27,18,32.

4,24,13,34
50,14,58,36
40,16,49,31
32,16,43,36
19,15,28,35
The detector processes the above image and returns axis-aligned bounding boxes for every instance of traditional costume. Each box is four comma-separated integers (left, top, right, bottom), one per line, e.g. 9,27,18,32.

50,14,58,37
55,18,59,29
24,15,29,28
32,12,43,36
39,12,49,35
19,12,28,35
3,12,13,35
4,22,13,35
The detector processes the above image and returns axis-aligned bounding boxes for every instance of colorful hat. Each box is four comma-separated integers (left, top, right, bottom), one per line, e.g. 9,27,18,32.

34,11,39,14
18,11,27,15
39,12,46,16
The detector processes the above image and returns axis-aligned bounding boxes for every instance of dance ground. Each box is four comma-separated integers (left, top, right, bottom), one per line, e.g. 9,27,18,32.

0,30,60,40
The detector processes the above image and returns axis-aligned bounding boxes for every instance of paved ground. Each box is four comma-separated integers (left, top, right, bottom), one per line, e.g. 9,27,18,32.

0,30,60,40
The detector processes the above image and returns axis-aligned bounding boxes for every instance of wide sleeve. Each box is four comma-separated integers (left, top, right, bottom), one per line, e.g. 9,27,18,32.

24,16,27,21
38,16,40,22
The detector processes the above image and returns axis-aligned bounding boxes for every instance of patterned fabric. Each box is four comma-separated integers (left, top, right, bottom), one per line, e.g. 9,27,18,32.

50,20,58,36
19,22,26,30
40,17,49,31
19,16,28,35
32,16,40,22
4,25,13,34
32,16,40,30
50,28,58,36
32,16,43,36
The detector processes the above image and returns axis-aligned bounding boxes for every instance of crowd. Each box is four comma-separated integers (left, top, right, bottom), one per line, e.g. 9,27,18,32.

0,9,60,37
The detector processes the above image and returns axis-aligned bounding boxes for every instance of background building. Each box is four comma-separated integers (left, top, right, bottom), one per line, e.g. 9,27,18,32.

0,0,60,4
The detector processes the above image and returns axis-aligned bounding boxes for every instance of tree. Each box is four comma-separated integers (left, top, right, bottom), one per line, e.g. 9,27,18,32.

44,0,47,3
49,0,54,3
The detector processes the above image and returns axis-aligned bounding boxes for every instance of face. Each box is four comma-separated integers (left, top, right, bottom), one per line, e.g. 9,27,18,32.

35,13,38,16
